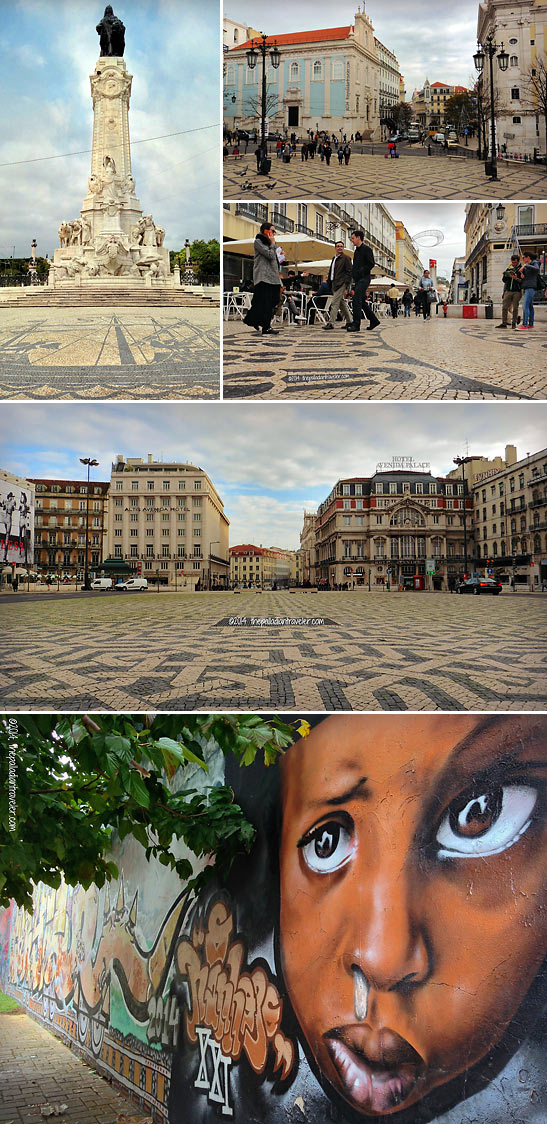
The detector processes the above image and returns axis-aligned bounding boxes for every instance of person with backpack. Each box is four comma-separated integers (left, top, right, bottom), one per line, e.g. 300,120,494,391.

497,253,523,330
402,288,413,317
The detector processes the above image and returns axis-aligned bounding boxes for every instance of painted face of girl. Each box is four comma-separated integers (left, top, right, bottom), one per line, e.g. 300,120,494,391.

280,715,547,1116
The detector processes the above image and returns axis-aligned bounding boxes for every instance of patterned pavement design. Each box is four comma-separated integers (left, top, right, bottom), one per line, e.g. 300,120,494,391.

222,318,547,400
0,309,220,399
1,590,545,712
223,151,547,200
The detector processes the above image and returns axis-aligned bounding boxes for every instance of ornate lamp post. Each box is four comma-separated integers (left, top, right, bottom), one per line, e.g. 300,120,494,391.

80,457,99,591
246,33,281,175
474,35,509,180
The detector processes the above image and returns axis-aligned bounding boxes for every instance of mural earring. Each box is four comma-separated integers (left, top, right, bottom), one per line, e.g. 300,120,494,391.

353,965,370,1021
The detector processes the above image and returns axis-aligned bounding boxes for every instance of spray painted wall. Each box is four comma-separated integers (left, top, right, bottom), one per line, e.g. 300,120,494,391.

2,715,546,1123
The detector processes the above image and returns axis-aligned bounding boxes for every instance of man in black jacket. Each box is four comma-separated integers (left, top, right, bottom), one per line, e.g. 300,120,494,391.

346,230,380,332
323,241,353,329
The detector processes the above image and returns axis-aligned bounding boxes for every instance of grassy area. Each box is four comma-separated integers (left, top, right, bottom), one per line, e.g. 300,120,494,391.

0,991,20,1013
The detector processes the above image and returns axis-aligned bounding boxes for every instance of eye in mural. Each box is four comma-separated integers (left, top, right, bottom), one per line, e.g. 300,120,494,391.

171,714,547,1123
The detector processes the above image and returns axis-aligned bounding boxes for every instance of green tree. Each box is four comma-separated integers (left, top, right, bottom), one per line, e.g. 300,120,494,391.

444,92,477,132
0,713,302,911
170,240,220,282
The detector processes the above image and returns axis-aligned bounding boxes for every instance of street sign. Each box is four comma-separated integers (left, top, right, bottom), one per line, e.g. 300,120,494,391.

426,558,436,575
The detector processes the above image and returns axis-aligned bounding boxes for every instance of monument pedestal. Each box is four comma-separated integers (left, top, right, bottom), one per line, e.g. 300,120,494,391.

50,52,177,291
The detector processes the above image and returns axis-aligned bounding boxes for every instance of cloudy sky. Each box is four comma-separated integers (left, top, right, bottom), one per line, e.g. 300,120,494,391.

2,402,545,548
0,0,220,259
361,201,467,279
227,0,479,90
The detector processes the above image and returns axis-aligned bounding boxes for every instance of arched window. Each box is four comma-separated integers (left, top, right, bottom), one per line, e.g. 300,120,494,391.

501,540,506,556
483,544,489,557
511,518,516,533
510,55,518,67
290,61,300,83
374,538,385,558
493,542,498,556
225,66,235,86
432,537,442,558
535,534,541,552
332,58,344,81
233,28,238,43
313,60,323,81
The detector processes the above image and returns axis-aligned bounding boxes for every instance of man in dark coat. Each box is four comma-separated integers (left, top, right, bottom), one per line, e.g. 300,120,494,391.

323,241,353,329
346,231,380,332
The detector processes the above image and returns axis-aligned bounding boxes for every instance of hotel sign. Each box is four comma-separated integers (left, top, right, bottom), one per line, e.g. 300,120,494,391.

376,457,431,472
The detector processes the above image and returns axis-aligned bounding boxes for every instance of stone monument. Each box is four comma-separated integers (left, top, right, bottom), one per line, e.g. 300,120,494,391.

49,6,177,289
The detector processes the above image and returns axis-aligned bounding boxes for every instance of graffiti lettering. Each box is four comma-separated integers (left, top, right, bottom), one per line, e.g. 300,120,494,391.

176,899,295,1085
147,992,180,1048
195,1026,233,1116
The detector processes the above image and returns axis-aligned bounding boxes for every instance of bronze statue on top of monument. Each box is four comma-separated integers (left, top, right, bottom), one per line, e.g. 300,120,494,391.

96,6,125,57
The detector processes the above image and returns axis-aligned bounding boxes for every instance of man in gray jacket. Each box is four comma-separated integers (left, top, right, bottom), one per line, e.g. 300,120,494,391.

244,222,282,335
323,241,353,330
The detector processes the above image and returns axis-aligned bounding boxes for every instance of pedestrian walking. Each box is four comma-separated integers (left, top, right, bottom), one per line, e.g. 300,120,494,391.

324,141,332,165
346,230,380,333
243,221,282,336
418,269,435,320
337,145,344,165
497,254,523,329
386,283,401,317
322,241,353,330
344,144,351,165
402,288,413,317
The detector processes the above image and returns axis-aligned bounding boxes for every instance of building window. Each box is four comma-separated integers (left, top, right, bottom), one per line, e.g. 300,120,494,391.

146,545,154,557
163,481,170,491
511,88,520,100
510,55,518,67
312,60,323,81
194,480,201,490
332,58,344,80
513,116,522,124
289,61,300,83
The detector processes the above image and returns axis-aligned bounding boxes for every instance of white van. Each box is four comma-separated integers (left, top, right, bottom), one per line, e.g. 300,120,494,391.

90,577,112,590
115,577,148,591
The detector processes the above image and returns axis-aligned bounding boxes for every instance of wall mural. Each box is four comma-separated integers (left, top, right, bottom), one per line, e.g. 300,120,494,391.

2,716,546,1123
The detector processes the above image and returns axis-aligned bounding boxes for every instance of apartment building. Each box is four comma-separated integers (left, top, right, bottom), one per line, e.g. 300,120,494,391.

29,476,108,577
465,200,547,302
104,455,229,589
470,446,547,586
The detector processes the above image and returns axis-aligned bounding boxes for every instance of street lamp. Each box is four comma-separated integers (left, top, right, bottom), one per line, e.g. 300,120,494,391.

453,455,484,578
208,541,220,589
474,34,509,180
80,457,99,591
246,32,281,174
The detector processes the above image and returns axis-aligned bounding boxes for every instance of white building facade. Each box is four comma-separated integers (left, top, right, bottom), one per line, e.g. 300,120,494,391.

105,455,230,589
224,7,402,139
477,0,547,157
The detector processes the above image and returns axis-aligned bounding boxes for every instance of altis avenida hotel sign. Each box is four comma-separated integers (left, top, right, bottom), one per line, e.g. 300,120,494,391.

376,456,431,473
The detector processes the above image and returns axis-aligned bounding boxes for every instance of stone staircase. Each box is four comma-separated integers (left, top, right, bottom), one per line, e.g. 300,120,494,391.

0,286,219,309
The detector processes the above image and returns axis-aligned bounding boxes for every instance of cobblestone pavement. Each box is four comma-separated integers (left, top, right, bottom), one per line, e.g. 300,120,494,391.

222,317,547,400
0,309,219,399
223,151,547,200
2,590,545,712
0,1010,149,1124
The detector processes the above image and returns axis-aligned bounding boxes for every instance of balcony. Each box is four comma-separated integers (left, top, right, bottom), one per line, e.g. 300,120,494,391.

514,223,547,238
270,210,294,233
295,223,314,236
234,202,268,223
529,497,547,509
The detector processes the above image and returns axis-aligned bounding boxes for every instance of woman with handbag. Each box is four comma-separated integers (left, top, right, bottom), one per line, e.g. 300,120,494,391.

243,222,282,336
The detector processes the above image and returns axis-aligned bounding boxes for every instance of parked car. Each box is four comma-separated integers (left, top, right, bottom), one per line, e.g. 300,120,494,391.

456,576,502,595
89,577,113,590
115,577,148,591
432,133,446,144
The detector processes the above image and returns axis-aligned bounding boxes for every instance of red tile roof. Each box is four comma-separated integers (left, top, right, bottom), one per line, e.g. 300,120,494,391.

232,27,352,50
230,544,267,555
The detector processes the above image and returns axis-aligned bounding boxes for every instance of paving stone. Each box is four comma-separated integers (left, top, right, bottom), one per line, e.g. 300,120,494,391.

223,148,547,201
0,1014,148,1124
223,317,547,400
1,589,545,712
0,308,219,400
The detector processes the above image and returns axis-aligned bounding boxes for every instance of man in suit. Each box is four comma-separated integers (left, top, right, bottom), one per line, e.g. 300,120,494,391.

346,230,380,332
323,241,353,330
